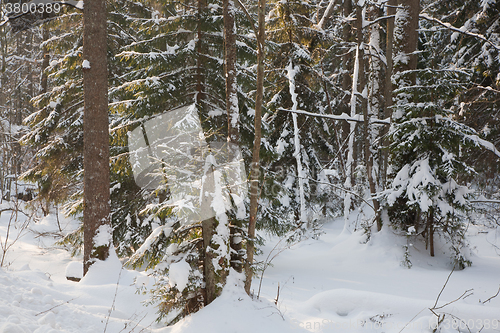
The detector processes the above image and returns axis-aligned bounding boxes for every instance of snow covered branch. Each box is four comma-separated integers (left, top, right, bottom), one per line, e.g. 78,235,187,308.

277,107,390,125
420,13,500,51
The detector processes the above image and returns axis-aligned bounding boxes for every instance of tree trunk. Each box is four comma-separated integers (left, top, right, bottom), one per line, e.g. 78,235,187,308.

223,0,244,274
355,4,381,230
341,0,353,179
83,0,111,275
246,0,265,295
381,0,396,189
196,0,206,106
202,216,218,304
393,0,420,85
224,0,238,145
428,209,434,257
41,28,50,94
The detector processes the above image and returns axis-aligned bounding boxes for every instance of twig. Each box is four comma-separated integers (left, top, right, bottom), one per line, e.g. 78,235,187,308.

483,285,500,304
432,266,456,309
256,233,302,299
398,308,427,333
1,200,32,267
117,313,148,333
274,282,280,305
104,267,124,333
258,305,285,321
433,289,473,310
35,297,79,316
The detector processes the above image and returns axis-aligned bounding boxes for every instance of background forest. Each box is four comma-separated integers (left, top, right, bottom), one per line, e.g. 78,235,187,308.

0,0,499,326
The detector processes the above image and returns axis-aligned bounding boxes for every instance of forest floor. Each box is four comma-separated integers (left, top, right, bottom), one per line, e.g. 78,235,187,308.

1,202,500,333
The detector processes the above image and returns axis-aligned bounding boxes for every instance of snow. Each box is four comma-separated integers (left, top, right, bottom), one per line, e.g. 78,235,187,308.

1,204,500,332
93,224,113,247
82,60,90,69
168,259,191,292
65,261,83,280
287,61,306,223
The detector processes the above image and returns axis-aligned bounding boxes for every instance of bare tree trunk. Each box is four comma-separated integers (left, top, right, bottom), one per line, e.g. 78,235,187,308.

245,0,265,295
393,0,420,84
223,0,244,274
202,215,218,303
83,0,111,275
341,0,353,178
224,0,238,145
427,209,434,257
382,0,396,188
41,28,50,94
196,0,206,106
367,5,384,228
355,4,381,230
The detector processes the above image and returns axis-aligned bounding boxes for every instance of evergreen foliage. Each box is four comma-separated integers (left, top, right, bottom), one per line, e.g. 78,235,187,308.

262,0,343,235
10,0,500,324
386,67,477,267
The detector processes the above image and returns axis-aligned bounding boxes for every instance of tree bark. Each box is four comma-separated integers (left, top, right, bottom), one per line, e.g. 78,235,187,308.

381,0,396,188
341,0,353,179
245,0,265,295
83,0,111,275
355,4,381,230
196,0,206,106
394,0,420,84
202,216,218,304
428,209,434,257
41,27,50,94
223,0,243,274
224,0,238,145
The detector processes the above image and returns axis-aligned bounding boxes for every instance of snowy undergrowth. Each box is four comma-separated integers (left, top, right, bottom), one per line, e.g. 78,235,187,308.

1,205,500,333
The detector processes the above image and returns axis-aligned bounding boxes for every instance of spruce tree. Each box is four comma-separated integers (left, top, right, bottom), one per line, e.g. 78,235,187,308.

113,0,256,321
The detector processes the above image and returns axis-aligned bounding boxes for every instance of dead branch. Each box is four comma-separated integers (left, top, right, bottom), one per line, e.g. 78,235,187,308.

433,289,473,310
432,266,456,309
483,285,500,304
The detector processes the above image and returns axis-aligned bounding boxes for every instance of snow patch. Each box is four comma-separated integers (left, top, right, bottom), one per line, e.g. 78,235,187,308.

93,224,112,247
65,261,83,280
168,259,191,292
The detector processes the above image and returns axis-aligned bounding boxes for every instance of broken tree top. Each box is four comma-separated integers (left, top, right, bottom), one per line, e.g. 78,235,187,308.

1,0,83,32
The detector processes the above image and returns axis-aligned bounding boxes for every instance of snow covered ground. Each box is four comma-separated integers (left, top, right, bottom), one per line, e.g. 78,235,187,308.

1,202,500,333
